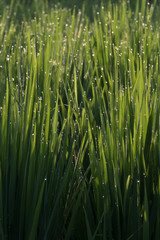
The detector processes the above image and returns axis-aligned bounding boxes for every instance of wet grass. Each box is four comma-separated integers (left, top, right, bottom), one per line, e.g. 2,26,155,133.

0,0,160,239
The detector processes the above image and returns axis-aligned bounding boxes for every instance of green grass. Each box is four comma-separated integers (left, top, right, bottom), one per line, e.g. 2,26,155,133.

0,0,160,239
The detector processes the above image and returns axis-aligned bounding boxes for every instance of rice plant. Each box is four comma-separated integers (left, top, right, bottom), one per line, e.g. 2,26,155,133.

0,0,160,239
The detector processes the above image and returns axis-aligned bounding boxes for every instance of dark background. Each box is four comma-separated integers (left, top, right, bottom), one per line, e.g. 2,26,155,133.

0,0,160,23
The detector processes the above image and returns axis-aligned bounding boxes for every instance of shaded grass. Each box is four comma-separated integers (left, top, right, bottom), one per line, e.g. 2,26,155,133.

0,0,160,239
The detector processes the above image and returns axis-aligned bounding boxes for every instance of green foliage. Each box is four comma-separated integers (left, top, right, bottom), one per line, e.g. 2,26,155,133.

0,0,160,239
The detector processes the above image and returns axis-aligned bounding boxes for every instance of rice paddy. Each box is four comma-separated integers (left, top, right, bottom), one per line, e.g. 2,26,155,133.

0,0,160,239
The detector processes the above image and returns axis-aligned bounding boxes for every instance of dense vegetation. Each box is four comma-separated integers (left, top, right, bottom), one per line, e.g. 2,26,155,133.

0,0,160,239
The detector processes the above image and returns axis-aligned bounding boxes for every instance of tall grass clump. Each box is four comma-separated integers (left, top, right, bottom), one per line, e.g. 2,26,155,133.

0,0,160,239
